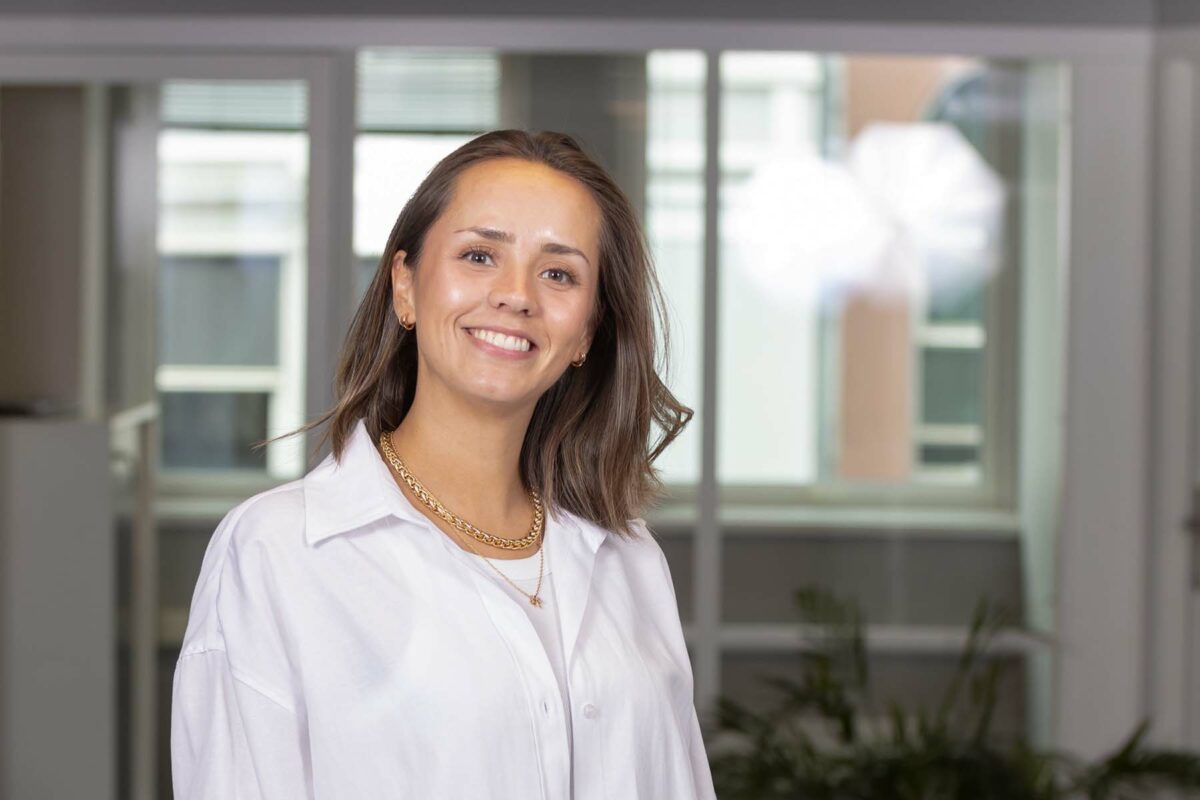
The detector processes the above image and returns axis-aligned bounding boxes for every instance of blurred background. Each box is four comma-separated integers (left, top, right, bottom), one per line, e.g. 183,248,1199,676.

0,1,1197,798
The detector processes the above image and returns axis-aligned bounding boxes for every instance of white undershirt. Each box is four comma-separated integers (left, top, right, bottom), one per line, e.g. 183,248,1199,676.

477,535,575,796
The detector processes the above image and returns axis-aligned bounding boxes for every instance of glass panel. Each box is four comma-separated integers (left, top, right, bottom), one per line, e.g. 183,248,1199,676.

928,275,987,323
718,52,828,489
646,51,706,486
156,81,308,477
159,391,270,470
160,80,306,130
358,50,500,132
921,348,983,425
353,50,706,487
717,53,1065,498
158,255,281,366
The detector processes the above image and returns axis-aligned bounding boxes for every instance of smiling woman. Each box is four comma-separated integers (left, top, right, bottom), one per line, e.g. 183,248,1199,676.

170,129,713,800
306,131,688,538
387,157,601,416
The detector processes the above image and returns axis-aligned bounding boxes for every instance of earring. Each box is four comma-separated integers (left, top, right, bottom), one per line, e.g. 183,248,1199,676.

400,313,415,331
571,353,586,368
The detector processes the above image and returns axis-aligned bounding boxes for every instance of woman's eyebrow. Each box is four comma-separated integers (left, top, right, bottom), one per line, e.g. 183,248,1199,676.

454,226,591,267
456,225,515,243
541,241,591,267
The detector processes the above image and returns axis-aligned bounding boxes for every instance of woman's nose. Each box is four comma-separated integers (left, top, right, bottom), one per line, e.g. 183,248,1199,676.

489,264,534,313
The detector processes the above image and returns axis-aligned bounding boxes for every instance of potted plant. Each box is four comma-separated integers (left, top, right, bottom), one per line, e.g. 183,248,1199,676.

706,588,1200,799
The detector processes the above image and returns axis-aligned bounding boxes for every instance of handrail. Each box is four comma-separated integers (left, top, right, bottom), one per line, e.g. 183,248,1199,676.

110,404,159,800
108,401,158,434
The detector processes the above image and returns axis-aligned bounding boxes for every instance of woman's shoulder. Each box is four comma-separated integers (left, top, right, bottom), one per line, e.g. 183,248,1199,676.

589,514,687,627
177,479,308,657
597,514,657,548
582,513,672,573
202,479,309,575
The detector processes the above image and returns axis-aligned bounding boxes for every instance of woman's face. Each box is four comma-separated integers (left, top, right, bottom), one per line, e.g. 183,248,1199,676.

391,157,601,412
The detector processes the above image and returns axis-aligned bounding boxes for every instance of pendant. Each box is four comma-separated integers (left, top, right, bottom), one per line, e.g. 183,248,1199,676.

529,595,543,607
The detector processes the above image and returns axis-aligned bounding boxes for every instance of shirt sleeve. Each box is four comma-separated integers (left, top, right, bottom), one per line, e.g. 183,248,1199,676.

171,649,315,800
170,500,314,799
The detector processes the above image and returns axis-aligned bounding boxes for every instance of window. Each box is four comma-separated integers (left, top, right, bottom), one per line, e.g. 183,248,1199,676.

156,81,309,478
644,51,707,486
718,53,1038,508
718,53,830,492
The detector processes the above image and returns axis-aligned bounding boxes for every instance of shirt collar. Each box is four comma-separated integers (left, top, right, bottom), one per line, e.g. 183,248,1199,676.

302,417,608,553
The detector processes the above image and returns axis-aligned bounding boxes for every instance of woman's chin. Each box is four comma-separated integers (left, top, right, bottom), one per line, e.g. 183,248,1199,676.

459,382,541,409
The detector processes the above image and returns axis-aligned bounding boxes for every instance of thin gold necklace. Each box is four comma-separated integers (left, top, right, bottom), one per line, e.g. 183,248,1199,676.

378,430,547,608
451,526,547,609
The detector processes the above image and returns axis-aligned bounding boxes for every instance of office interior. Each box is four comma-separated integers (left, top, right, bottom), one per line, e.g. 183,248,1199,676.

1,1,1198,797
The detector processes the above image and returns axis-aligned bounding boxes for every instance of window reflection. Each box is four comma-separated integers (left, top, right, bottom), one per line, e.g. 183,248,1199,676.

718,53,1054,495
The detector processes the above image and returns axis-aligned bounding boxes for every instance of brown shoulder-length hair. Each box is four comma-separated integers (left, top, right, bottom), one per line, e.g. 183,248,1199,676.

260,129,692,540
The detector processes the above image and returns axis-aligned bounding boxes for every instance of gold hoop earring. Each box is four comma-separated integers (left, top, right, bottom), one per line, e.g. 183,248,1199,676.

400,313,415,331
571,353,586,368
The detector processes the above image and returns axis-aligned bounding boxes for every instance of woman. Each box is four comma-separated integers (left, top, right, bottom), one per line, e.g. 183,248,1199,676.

170,129,717,799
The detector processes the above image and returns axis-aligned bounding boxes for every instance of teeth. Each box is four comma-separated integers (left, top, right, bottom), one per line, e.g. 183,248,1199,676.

470,328,531,352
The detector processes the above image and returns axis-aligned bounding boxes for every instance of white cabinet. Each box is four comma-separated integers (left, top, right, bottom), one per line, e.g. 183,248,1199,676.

0,418,114,800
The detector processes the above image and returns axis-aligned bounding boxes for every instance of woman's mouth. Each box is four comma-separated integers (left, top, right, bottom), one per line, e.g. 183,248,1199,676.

464,327,538,359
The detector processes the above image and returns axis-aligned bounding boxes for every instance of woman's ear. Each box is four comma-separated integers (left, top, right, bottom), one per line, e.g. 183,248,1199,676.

391,250,413,319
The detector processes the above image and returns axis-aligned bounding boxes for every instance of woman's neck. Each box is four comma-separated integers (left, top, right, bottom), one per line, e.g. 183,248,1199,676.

387,384,537,535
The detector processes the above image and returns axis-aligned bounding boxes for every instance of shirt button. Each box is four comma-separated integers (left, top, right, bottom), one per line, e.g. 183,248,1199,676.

582,703,598,719
542,699,550,715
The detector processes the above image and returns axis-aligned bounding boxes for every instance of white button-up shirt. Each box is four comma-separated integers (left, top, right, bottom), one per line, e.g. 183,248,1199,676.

170,417,718,800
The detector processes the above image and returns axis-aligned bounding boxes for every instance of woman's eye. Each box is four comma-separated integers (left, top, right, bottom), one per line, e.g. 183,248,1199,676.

545,268,577,285
461,249,574,285
463,249,493,265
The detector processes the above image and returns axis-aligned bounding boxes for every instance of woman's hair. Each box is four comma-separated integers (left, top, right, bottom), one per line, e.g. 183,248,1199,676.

260,129,692,539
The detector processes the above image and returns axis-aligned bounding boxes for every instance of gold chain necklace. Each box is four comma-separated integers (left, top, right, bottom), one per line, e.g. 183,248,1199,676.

378,430,547,608
379,430,543,550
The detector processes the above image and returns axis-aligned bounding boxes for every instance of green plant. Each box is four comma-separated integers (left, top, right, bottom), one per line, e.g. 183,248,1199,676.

707,588,1200,800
